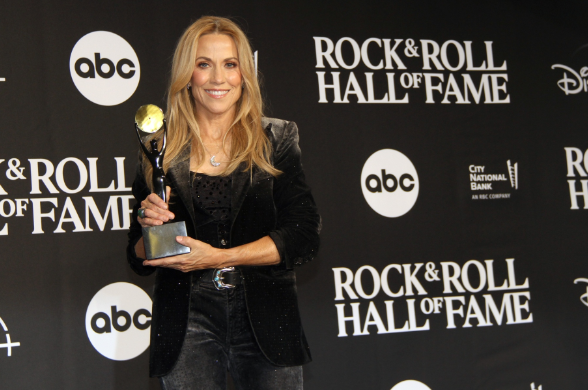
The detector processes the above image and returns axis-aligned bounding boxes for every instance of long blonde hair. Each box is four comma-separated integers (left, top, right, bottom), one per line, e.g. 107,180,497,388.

142,16,279,187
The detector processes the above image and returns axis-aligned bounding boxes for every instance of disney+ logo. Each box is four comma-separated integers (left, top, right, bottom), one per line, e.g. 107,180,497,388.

551,44,588,95
574,278,588,307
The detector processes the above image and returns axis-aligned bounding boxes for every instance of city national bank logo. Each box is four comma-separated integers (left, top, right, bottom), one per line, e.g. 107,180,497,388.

85,282,152,361
551,44,588,96
470,160,518,200
391,380,430,390
70,31,140,106
361,149,419,218
0,316,20,357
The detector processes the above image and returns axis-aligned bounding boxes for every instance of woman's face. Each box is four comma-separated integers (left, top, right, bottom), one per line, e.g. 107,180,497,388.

190,34,242,120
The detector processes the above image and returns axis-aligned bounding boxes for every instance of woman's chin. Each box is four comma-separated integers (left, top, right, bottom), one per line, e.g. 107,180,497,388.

199,103,238,118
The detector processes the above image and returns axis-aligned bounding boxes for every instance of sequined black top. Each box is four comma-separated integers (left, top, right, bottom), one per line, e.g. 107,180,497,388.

190,172,231,249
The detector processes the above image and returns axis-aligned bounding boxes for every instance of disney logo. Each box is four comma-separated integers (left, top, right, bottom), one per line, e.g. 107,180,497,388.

573,278,588,307
551,64,588,95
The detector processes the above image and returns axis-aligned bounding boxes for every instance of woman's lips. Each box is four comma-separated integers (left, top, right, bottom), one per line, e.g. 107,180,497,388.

205,89,229,98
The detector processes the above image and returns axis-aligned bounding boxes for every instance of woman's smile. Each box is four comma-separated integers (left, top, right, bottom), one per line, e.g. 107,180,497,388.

205,89,230,98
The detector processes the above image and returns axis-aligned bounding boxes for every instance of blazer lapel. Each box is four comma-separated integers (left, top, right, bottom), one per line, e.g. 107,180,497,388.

230,122,274,225
231,162,251,226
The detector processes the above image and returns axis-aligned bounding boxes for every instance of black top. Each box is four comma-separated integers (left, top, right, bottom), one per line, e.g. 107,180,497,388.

190,172,231,249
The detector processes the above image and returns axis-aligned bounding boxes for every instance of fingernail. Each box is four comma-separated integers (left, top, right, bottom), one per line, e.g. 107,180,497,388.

176,236,182,242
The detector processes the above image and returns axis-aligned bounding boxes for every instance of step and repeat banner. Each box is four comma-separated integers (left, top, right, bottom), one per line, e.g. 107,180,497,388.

1,1,588,389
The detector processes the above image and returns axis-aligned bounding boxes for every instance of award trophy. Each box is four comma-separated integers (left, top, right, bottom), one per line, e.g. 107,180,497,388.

135,104,190,259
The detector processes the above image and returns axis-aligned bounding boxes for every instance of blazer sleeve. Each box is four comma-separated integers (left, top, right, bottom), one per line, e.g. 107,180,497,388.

126,161,157,276
268,120,321,269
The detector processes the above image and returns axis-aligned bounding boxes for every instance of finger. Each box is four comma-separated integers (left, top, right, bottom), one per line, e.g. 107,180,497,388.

176,236,195,248
138,216,164,227
138,205,168,222
142,197,174,220
166,186,171,202
142,207,171,222
147,193,169,210
143,254,184,267
141,198,166,214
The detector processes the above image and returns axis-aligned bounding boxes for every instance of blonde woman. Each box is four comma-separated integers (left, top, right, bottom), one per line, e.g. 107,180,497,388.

126,16,321,389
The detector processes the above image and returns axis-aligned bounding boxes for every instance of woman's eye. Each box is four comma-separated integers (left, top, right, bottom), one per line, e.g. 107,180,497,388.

226,62,238,68
197,62,209,68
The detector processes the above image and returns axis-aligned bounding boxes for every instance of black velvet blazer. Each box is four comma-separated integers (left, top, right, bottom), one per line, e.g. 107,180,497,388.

126,118,321,377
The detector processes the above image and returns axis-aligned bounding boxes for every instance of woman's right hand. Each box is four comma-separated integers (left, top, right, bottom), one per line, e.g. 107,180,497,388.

137,186,175,227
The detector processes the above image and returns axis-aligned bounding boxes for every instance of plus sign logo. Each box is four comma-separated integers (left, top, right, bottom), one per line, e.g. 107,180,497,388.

0,316,21,357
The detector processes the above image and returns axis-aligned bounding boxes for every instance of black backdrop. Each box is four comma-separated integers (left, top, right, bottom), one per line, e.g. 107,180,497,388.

1,1,588,389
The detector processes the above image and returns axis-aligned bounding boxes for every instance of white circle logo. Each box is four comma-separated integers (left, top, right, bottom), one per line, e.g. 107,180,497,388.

391,380,431,390
85,282,152,361
361,149,419,217
70,31,140,106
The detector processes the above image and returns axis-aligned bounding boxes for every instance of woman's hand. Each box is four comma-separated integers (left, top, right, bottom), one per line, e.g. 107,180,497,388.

137,186,175,227
142,236,280,271
142,236,223,272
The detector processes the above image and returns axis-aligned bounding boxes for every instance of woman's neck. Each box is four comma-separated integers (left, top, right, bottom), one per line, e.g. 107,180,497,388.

195,110,235,143
191,110,234,174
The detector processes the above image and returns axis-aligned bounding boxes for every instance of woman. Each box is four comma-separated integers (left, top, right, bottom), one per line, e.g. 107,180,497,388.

126,16,320,390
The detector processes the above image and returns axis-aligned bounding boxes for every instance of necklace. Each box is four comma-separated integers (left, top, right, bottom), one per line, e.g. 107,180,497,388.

202,143,226,167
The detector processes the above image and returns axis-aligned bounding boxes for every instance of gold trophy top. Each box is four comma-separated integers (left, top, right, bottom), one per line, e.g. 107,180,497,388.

135,104,164,133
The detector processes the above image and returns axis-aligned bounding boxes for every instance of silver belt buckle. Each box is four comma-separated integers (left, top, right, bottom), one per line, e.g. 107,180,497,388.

213,267,236,290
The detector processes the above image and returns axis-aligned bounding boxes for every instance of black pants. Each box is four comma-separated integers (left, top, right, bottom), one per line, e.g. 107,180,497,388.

160,271,303,390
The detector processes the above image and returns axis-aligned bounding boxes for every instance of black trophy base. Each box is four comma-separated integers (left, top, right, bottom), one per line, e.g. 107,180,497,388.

142,221,191,260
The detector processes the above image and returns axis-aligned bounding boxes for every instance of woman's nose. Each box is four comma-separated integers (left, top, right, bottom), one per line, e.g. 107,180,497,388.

211,66,223,84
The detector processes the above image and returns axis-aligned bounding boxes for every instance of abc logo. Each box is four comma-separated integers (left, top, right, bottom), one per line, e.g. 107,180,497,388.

390,380,431,390
85,282,152,361
361,149,419,217
90,306,151,334
75,54,136,80
69,31,140,106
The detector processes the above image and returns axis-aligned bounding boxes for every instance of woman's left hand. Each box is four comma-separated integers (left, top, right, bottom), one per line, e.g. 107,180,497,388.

142,236,225,272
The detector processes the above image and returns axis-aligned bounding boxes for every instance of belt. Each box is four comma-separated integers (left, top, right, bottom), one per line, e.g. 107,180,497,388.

212,267,242,289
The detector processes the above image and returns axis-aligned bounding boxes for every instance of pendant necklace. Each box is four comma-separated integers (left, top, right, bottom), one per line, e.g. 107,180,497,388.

202,143,225,167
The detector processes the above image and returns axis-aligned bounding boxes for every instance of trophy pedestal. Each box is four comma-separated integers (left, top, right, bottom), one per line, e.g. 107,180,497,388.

142,221,191,260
